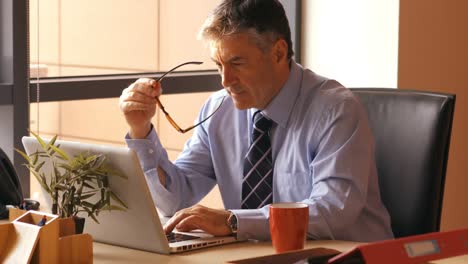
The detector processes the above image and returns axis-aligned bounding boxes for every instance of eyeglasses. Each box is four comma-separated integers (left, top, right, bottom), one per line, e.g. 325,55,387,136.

155,61,225,133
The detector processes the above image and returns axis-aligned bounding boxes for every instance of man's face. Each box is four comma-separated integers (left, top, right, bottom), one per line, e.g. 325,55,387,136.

209,33,283,110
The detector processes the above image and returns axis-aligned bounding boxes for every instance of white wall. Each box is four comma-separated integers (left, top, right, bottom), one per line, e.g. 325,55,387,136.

301,0,399,88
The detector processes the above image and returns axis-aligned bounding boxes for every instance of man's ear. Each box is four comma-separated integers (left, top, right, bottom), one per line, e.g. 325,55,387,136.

272,39,288,63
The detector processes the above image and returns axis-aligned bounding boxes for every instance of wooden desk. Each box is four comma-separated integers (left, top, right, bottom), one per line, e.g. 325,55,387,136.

93,240,355,263
93,239,468,264
2,219,467,263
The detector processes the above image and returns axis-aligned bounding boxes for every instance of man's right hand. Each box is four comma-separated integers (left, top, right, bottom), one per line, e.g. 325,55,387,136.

119,78,162,139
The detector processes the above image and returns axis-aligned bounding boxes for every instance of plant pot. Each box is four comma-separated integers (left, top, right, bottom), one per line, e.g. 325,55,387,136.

73,216,86,234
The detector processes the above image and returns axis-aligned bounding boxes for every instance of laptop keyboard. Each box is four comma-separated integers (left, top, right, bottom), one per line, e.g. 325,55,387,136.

166,232,201,243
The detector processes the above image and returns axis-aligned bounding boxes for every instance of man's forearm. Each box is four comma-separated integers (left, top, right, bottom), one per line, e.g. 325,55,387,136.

129,123,152,139
157,166,167,187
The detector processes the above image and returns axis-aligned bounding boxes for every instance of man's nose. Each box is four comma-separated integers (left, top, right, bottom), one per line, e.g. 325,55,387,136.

221,67,236,88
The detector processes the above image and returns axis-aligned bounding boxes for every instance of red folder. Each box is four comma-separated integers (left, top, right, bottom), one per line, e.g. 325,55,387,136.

328,228,468,264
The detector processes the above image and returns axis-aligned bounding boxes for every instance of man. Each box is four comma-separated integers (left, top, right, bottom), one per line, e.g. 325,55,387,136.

119,0,393,242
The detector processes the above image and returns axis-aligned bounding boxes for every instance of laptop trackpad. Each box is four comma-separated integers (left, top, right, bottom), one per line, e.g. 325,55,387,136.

166,232,201,243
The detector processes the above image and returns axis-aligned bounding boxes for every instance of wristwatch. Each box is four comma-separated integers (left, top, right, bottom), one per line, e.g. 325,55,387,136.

227,212,238,235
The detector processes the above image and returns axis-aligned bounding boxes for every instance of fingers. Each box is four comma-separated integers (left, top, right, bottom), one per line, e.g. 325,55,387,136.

119,93,156,113
125,90,157,104
119,78,160,135
129,78,161,97
163,205,232,237
175,215,226,235
120,78,161,114
174,215,203,232
164,208,194,234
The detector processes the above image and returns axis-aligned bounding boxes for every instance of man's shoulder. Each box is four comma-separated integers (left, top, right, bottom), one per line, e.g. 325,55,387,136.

300,69,357,112
201,89,229,112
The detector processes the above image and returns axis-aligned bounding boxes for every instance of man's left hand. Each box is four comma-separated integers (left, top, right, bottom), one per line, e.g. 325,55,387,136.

163,205,232,236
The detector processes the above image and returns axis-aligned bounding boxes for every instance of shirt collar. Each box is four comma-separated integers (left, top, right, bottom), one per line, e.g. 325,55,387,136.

260,61,303,128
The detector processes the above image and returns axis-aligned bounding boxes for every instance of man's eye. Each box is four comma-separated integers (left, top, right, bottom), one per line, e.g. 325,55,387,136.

231,62,244,67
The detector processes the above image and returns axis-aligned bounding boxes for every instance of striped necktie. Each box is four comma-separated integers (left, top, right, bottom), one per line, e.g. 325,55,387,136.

241,111,274,209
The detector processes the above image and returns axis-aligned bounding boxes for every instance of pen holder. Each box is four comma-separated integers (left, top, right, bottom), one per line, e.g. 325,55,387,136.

0,210,92,264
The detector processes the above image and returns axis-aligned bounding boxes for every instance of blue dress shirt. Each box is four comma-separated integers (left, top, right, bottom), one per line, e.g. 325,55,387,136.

126,61,394,242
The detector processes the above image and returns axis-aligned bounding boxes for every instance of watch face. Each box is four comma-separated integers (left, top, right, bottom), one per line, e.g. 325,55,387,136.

228,213,238,232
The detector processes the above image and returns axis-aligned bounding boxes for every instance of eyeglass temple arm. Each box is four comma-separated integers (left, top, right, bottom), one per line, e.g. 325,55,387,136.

154,98,184,133
154,60,227,134
156,95,226,134
179,95,226,133
154,61,204,132
155,61,203,82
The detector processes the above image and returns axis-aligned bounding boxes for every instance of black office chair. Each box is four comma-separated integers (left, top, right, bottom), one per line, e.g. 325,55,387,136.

350,88,456,238
0,147,24,218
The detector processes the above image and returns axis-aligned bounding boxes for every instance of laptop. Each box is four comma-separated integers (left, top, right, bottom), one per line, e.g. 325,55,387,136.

22,136,237,254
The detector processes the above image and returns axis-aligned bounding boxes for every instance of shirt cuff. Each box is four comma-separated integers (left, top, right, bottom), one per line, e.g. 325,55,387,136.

230,207,271,241
125,126,162,172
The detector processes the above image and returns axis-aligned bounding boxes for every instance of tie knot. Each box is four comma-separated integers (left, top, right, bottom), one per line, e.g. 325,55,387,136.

253,111,273,132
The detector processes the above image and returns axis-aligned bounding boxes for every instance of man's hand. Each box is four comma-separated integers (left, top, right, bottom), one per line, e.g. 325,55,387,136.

164,205,232,236
119,78,161,139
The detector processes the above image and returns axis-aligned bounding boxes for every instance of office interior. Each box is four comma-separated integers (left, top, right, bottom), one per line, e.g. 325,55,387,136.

0,0,467,241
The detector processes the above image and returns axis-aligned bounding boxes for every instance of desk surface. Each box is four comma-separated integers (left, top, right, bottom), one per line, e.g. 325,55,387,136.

93,239,468,264
94,240,352,263
2,219,467,263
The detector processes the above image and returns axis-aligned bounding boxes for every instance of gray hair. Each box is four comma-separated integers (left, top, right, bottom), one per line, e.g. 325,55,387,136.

198,0,294,59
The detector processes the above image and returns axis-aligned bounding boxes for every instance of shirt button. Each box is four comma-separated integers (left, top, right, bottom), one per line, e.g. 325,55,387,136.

148,149,154,154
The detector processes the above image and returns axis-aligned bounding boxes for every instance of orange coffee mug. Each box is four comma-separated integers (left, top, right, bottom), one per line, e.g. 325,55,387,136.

269,202,309,253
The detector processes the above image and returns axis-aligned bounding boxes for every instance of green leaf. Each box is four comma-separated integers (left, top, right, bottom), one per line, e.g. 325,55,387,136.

34,161,45,171
78,193,95,200
81,182,95,189
30,131,47,150
39,173,50,192
57,163,73,171
32,153,39,165
110,192,128,209
85,154,98,163
89,214,100,224
50,144,69,161
53,167,63,183
93,156,106,169
81,201,94,208
48,135,58,148
15,149,31,163
54,184,68,191
29,170,50,193
83,207,93,215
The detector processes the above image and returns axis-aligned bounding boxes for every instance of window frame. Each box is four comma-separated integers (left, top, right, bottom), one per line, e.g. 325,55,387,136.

1,0,301,197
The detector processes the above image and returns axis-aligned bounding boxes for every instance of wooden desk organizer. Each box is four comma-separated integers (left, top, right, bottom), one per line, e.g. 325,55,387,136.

0,209,93,263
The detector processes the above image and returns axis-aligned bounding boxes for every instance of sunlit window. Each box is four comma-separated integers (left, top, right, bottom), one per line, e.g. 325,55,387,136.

29,0,220,77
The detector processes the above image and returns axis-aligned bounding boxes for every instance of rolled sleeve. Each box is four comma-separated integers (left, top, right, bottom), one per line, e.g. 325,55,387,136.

125,126,177,215
230,207,271,241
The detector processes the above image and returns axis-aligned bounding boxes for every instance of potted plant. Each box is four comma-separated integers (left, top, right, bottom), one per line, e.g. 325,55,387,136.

16,132,128,233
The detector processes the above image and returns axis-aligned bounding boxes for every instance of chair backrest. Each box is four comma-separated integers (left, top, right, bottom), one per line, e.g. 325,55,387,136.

350,88,456,238
0,147,24,218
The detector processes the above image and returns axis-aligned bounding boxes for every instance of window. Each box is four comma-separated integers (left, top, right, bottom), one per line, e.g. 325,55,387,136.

29,0,220,77
28,0,222,144
1,0,300,198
